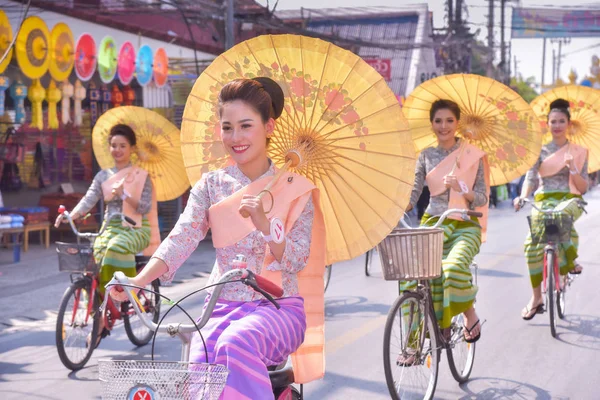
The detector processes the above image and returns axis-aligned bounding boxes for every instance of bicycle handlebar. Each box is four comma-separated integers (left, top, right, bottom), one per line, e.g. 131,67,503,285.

400,208,483,229
517,197,587,214
103,268,283,336
57,205,136,239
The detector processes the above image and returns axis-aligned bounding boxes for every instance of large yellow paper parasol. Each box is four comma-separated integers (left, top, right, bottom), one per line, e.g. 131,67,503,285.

49,22,74,82
181,34,416,264
402,73,543,186
530,85,600,173
15,16,50,79
92,106,189,201
0,10,14,74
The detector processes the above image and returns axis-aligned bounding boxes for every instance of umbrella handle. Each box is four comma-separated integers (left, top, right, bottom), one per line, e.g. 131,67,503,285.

240,159,293,218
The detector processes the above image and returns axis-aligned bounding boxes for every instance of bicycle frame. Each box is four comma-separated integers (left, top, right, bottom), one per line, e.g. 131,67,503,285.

58,209,141,331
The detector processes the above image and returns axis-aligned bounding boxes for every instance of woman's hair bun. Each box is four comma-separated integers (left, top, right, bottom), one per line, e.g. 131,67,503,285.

550,98,570,111
253,77,285,119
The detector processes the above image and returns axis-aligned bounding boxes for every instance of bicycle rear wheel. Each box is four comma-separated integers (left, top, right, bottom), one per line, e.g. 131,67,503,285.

546,250,557,338
123,279,161,346
55,278,99,370
383,291,439,400
446,313,476,383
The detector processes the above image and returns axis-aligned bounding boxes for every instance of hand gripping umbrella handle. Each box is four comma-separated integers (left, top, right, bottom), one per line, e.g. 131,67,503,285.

240,151,301,219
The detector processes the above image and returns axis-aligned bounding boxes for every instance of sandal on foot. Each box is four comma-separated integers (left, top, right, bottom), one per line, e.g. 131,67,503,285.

521,304,544,321
463,319,481,343
396,349,418,366
569,263,583,275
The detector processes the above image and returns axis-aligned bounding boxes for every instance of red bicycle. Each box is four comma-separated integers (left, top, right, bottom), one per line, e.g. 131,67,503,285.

519,197,586,338
54,205,161,370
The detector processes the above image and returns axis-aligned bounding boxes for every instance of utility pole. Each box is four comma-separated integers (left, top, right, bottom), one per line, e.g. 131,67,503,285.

487,0,495,78
224,0,234,50
550,38,570,82
552,48,556,83
541,38,546,88
500,0,506,83
513,55,518,81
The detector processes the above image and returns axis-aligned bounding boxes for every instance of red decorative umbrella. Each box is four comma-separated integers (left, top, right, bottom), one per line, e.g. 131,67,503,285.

74,33,96,82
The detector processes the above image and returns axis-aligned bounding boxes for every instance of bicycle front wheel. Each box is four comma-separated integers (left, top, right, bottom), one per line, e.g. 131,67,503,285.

546,250,557,338
55,278,99,370
446,313,476,383
123,279,161,346
383,291,439,400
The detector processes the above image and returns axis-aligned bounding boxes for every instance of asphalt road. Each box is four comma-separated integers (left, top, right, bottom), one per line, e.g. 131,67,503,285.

1,191,600,399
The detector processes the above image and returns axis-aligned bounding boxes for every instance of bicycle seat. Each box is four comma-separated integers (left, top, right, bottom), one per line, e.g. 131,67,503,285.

268,363,295,388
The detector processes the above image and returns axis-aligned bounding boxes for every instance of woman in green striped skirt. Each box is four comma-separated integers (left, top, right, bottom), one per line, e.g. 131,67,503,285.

55,124,153,343
405,100,489,343
514,99,588,320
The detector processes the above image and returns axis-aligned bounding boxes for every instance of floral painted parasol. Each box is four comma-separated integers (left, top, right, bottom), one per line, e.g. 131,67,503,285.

181,34,416,264
402,73,543,186
530,84,600,173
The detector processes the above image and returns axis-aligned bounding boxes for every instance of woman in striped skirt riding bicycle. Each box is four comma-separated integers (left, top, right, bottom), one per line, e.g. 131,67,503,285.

54,124,159,346
406,99,490,344
513,99,588,320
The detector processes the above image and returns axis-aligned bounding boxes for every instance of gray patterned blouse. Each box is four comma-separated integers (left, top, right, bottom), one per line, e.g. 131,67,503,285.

409,138,488,216
525,140,589,194
73,166,153,219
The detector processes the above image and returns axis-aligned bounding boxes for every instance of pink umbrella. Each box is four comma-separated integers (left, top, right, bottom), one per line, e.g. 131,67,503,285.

117,41,135,85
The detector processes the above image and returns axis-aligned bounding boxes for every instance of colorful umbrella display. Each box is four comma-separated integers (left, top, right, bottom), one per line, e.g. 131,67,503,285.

15,16,50,79
98,35,117,84
153,47,168,88
135,44,153,86
74,33,96,81
117,41,135,85
0,10,14,74
49,22,74,82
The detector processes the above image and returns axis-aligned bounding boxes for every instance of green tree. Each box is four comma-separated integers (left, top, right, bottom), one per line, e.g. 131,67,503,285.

510,76,539,103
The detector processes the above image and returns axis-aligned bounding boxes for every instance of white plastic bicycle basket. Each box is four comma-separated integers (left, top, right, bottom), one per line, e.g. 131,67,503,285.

99,359,228,400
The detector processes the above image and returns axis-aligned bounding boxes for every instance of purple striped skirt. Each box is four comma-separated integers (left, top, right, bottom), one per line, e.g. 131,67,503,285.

189,296,306,400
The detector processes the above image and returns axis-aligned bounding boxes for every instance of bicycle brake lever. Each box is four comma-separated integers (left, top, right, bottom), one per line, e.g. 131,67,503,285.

241,277,281,310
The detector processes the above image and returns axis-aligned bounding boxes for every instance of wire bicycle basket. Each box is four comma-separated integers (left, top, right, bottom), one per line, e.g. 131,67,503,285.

56,242,98,273
377,228,444,281
98,360,228,400
527,212,573,244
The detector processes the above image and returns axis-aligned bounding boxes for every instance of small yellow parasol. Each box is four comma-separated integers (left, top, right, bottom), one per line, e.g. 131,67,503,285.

181,34,416,264
402,73,543,186
92,106,189,201
530,85,600,173
15,16,50,79
49,22,74,82
0,10,14,74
